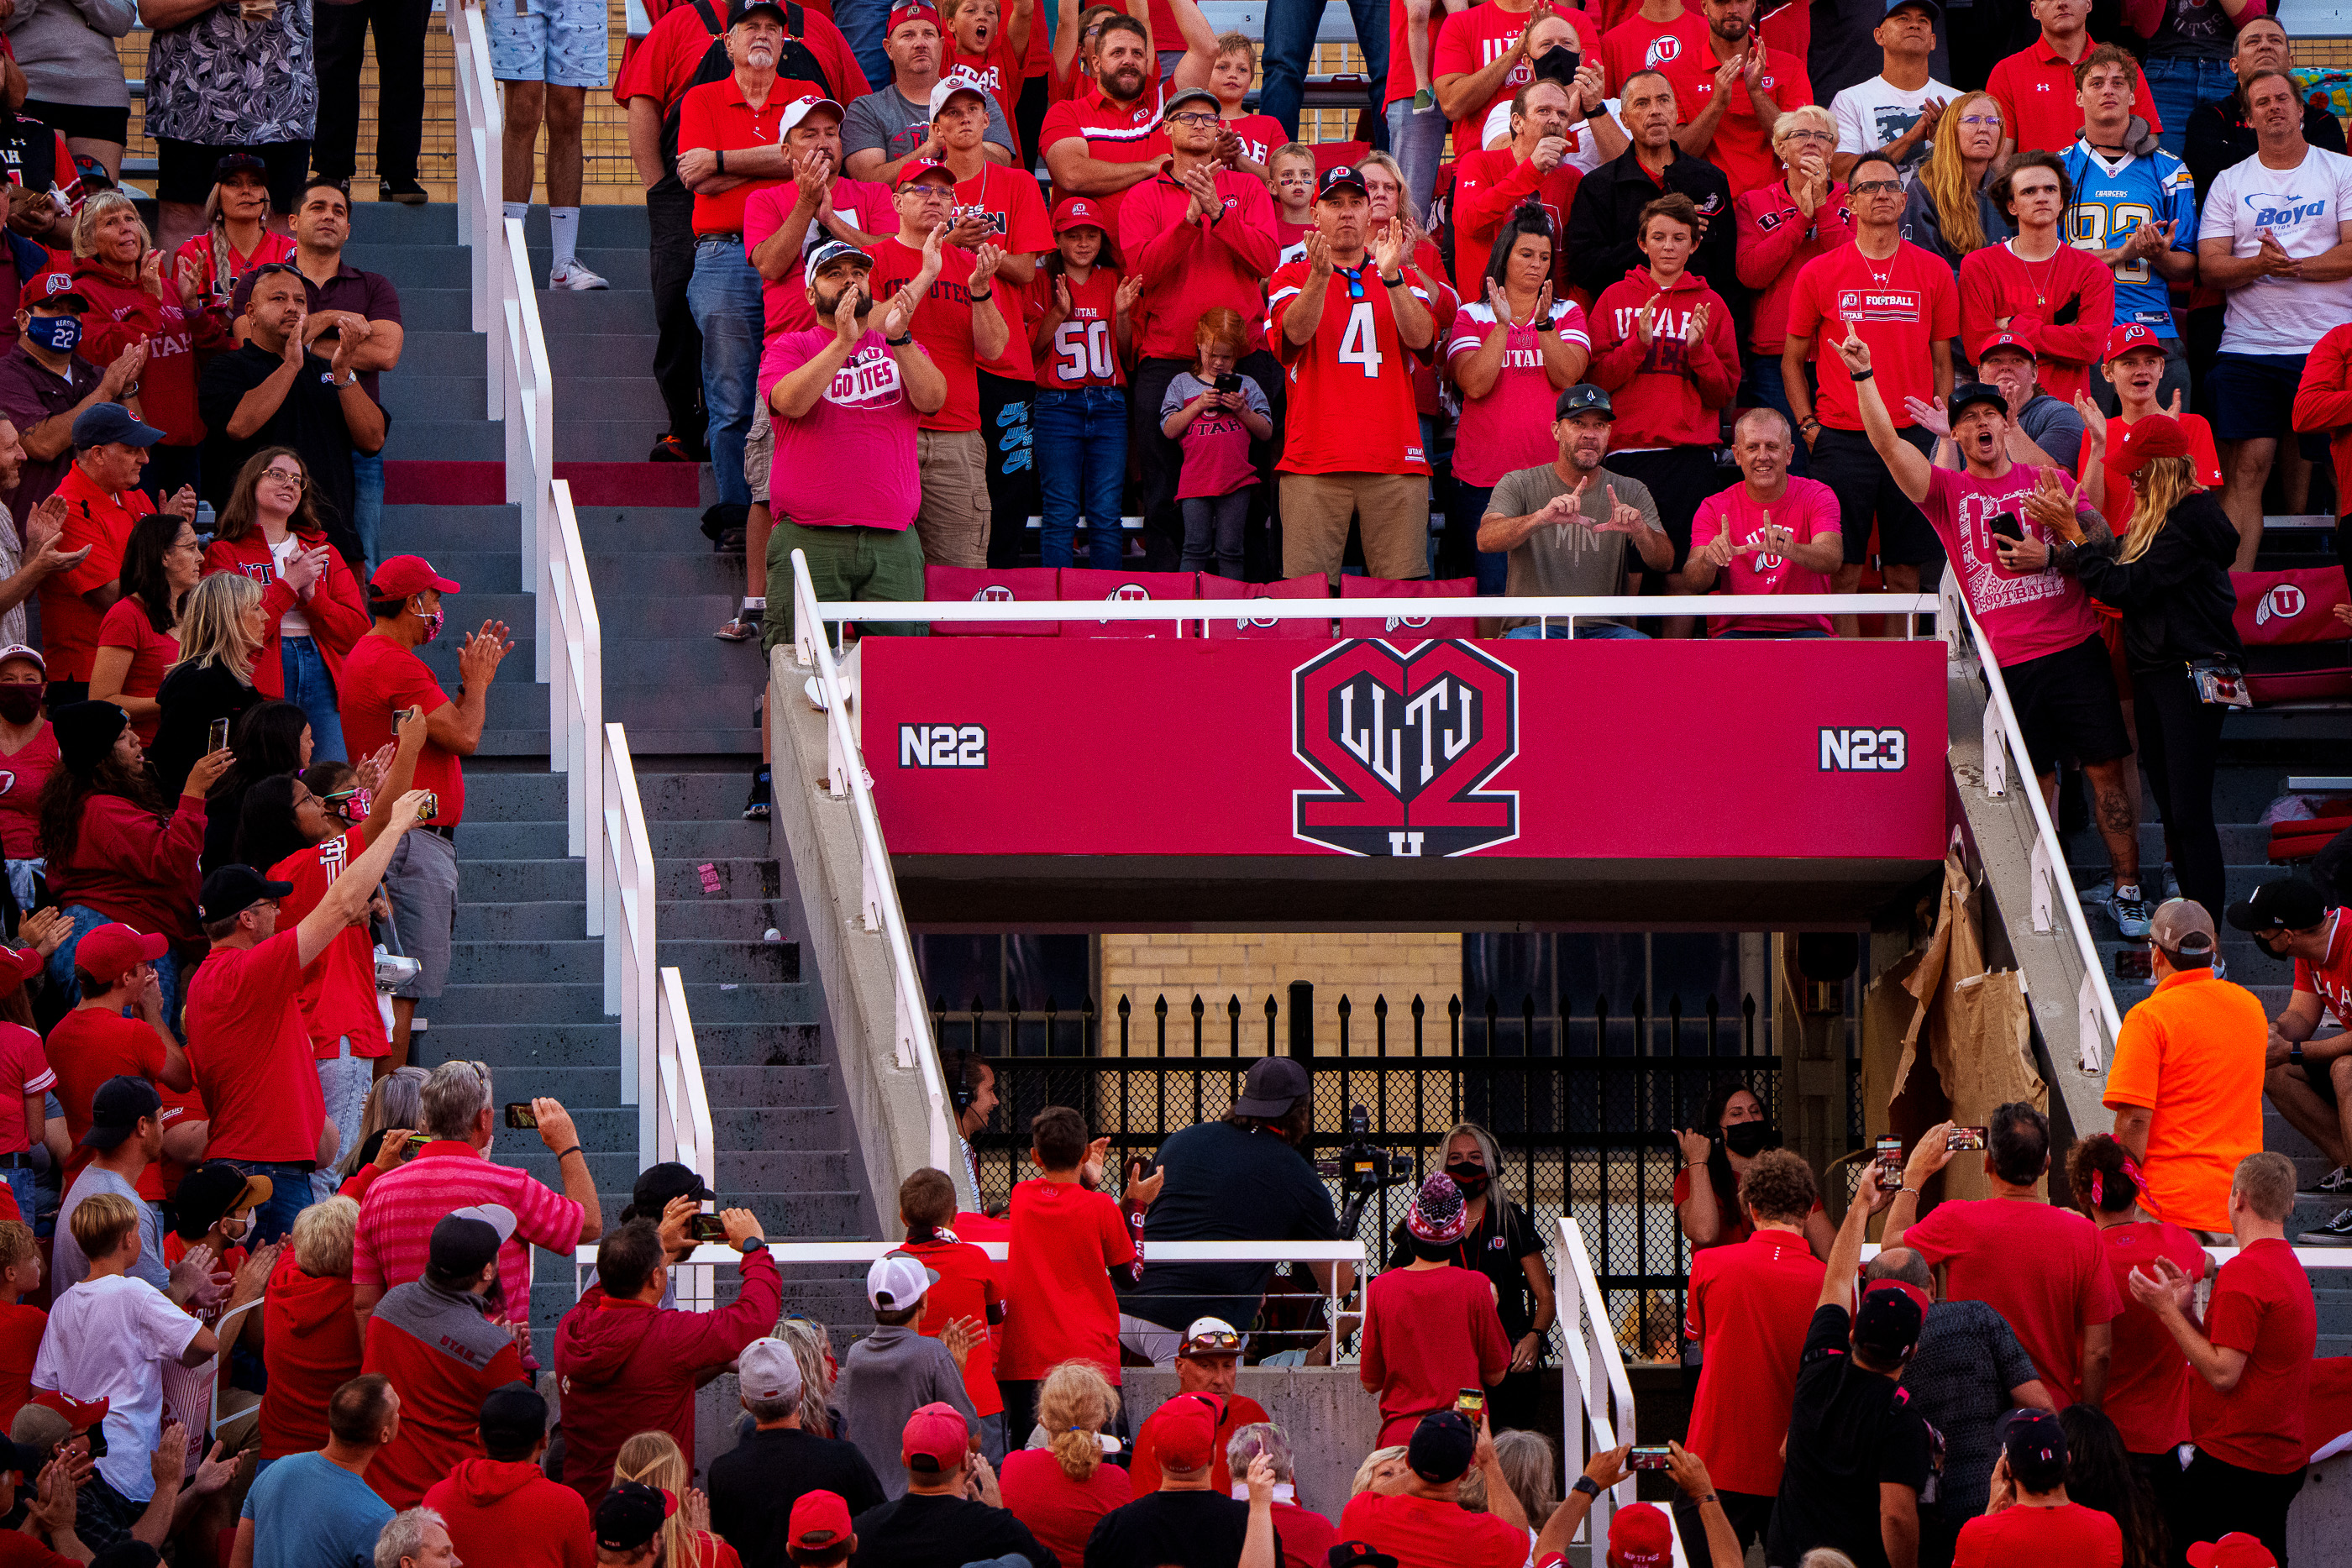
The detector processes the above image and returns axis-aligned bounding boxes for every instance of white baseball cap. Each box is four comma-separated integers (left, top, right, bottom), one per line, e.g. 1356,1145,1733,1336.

867,1252,940,1310
927,72,990,120
780,94,845,139
738,1337,805,1403
449,1203,517,1243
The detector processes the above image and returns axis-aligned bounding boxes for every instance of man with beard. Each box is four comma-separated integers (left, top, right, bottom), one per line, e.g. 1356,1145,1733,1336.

1566,71,1735,306
1656,0,1811,191
1041,15,1170,235
1481,384,1673,640
2236,880,2352,1223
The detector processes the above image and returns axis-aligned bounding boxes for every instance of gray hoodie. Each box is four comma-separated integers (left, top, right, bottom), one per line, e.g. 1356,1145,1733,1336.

834,1323,978,1499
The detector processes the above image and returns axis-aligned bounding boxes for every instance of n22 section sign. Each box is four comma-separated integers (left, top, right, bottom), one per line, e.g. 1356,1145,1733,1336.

859,637,1946,861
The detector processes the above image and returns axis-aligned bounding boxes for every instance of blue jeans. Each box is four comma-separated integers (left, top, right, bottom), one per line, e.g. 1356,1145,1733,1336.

836,0,890,108
50,905,183,1030
1384,98,1448,223
1260,0,1389,142
350,451,384,566
3,1167,34,1235
1743,354,1809,477
688,239,766,509
221,1158,315,1245
1032,387,1128,569
2141,55,2235,160
281,637,347,763
1504,621,1650,639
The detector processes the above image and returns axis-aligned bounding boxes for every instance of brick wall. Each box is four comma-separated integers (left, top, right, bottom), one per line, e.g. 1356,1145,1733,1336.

1099,931,1462,1055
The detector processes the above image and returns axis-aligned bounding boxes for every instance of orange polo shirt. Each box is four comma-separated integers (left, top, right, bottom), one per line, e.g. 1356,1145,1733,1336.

2103,968,2266,1232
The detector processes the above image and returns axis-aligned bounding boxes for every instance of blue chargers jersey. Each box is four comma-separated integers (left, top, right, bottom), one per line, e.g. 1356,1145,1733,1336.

2062,140,2198,328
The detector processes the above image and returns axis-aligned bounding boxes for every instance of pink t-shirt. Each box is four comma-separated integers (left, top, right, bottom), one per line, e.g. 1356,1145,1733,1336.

1160,370,1268,501
743,177,896,336
1920,464,2103,668
1445,300,1591,488
1689,475,1842,637
756,330,927,531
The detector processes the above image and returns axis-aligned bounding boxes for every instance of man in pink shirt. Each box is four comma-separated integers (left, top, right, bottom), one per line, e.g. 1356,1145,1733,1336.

1677,408,1843,639
351,1059,602,1336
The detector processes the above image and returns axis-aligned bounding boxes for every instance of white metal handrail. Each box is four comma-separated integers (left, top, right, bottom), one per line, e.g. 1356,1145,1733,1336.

1936,568,2124,1068
801,592,1940,631
789,552,962,1200
1554,1217,1641,1553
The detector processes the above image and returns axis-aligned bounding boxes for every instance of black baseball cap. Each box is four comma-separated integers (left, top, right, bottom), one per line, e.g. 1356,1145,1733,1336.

197,864,295,922
172,1162,270,1240
477,1382,548,1450
1556,384,1614,421
1328,1546,1399,1568
213,153,268,182
728,0,789,24
1853,1282,1924,1360
1317,165,1368,200
628,1161,718,1222
596,1481,676,1552
81,1075,160,1150
1945,381,2008,421
2226,878,2328,933
1231,1056,1310,1117
1997,1407,2067,1493
1405,1409,1476,1484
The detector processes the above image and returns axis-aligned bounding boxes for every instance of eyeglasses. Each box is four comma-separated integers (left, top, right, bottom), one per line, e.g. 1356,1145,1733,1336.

1781,129,1834,144
1851,180,1903,195
260,467,306,488
1166,110,1219,126
1956,113,2002,127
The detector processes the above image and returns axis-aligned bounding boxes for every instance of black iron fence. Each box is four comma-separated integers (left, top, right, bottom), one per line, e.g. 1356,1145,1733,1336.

937,982,1852,1364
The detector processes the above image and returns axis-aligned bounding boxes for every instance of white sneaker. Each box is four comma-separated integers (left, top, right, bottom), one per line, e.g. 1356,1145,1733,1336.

549,260,609,291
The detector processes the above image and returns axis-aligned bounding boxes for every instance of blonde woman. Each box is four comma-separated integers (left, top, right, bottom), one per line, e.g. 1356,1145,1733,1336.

771,1313,840,1437
614,1430,737,1568
150,571,266,798
1735,106,1856,478
260,1197,363,1462
1898,91,2012,286
2059,412,2240,927
997,1361,1126,1566
66,189,206,497
1349,1445,1410,1497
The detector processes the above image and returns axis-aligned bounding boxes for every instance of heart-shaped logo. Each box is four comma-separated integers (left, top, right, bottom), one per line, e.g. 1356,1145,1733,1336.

1291,639,1520,857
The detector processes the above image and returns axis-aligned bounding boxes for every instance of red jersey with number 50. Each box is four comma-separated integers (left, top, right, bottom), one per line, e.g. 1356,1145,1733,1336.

1030,268,1126,391
1267,260,1431,477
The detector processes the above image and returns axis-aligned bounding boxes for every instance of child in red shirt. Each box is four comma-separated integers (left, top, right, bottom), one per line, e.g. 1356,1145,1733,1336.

996,1107,1133,1440
898,1167,1005,1429
1358,1174,1509,1445
0,1221,44,1429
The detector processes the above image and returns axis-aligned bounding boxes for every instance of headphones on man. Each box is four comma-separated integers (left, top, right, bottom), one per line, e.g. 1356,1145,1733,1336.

949,1051,978,1115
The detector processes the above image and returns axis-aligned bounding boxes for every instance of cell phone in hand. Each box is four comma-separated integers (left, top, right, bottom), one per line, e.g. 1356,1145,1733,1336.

392,705,422,735
207,716,230,754
1987,511,2025,543
503,1101,538,1130
407,1132,431,1155
1946,1125,1987,1151
688,1214,730,1244
1454,1387,1485,1418
1876,1134,1905,1191
1214,372,1243,394
1629,1445,1672,1470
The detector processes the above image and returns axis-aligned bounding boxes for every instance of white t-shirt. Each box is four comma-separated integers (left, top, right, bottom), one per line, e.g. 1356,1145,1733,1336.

269,534,312,637
2202,144,2352,354
1830,75,1956,186
32,1272,202,1502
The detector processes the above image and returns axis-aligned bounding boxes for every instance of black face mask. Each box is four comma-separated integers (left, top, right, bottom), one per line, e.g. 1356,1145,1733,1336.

2254,931,2292,961
0,687,38,726
1530,46,1580,87
1723,1121,1778,1158
1446,1160,1490,1196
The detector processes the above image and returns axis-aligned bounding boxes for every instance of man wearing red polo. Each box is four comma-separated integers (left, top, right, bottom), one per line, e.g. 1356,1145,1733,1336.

1656,0,1812,191
1119,84,1276,572
42,405,193,706
1040,15,1169,234
1986,0,2159,160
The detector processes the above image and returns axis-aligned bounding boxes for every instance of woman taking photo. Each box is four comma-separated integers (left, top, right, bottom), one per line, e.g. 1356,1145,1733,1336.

2057,413,2241,927
1445,212,1590,595
0,647,55,917
92,511,201,749
202,699,312,873
1735,108,1855,478
1899,90,2012,285
66,190,204,499
203,449,362,764
1674,1081,1831,1257
150,572,265,800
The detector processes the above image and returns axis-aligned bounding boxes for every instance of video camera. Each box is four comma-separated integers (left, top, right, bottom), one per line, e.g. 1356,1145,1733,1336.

1315,1104,1415,1234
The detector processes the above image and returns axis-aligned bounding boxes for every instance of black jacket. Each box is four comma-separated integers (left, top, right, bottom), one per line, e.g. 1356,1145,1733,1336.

2071,490,2243,673
2183,91,2349,202
1566,146,1738,308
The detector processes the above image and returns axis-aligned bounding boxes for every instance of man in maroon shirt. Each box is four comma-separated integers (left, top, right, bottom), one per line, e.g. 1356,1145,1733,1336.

1118,84,1277,570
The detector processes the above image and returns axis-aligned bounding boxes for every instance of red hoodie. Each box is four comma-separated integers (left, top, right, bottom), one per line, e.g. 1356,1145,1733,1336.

259,1256,363,1460
552,1247,780,1509
200,533,370,701
1586,266,1740,451
424,1458,594,1568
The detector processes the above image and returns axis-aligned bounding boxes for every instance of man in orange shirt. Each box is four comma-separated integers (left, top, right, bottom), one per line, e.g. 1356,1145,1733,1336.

2104,899,2267,1236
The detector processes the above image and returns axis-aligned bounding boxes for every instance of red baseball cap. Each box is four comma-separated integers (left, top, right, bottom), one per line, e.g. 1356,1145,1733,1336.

1977,330,2035,362
74,923,168,982
1862,1277,1933,1320
27,1391,108,1434
0,946,39,1001
788,1491,853,1551
1053,196,1108,233
2117,412,2192,471
2105,322,2165,362
2189,1536,2278,1568
895,158,956,189
900,1403,969,1471
368,554,461,597
887,1,940,32
18,269,84,314
1142,1393,1221,1471
1607,1502,1673,1568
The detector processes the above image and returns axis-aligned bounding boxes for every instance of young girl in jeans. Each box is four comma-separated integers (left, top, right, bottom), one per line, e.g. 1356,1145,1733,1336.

1158,307,1273,579
1030,197,1142,568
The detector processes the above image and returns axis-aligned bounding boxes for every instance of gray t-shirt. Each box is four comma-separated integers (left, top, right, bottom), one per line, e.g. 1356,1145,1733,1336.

842,85,1015,169
2017,391,2087,475
53,1165,169,1293
1484,461,1662,632
3,0,138,113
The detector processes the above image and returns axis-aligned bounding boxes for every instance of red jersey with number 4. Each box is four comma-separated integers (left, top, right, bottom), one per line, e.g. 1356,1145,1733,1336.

1784,241,1958,432
1031,268,1126,390
1267,261,1431,477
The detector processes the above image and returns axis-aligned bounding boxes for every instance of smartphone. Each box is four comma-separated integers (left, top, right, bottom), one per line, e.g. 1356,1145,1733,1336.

1876,1134,1905,1191
1454,1387,1485,1418
2116,947,2154,981
1947,1125,1988,1151
407,1132,430,1154
207,716,229,754
1987,511,2025,543
503,1101,538,1130
1629,1445,1673,1470
414,790,439,821
688,1214,730,1244
393,705,422,735
1214,372,1243,394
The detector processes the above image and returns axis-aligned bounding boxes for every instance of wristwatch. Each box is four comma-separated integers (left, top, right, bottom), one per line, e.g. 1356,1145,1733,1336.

1571,1476,1601,1499
333,371,360,388
2293,1042,2307,1067
738,1236,769,1256
1380,271,1406,288
1534,315,1556,333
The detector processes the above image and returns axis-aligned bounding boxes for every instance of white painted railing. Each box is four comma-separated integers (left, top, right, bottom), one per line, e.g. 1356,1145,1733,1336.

450,2,706,1183
796,592,1940,632
1554,1217,1643,1557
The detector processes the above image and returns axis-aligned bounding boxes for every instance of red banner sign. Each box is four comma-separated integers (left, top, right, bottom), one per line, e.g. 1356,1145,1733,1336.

861,637,1948,861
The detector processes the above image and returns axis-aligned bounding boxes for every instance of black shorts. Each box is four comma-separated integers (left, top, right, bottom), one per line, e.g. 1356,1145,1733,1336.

1809,422,1943,569
23,100,130,147
154,135,311,211
2002,632,2134,774
1601,445,1725,571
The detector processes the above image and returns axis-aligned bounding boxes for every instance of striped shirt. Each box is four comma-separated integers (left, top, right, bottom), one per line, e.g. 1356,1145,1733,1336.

1040,87,1169,235
350,1141,585,1330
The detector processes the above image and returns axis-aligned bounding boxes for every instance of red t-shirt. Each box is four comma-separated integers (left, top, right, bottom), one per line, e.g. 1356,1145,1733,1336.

1221,113,1287,169
1127,1391,1271,1494
864,235,988,434
271,822,389,1060
2192,1236,2316,1472
0,1300,42,1431
903,1232,1004,1417
956,161,1055,381
1031,266,1126,390
1919,463,2104,667
94,600,178,747
1272,1500,1339,1568
1337,1492,1526,1568
1958,239,2116,404
1952,1502,2124,1568
612,2,869,111
1901,1198,2123,1405
336,635,463,826
1601,7,1705,88
39,464,150,684
1783,240,1958,432
155,1083,203,1199
2094,1219,2206,1453
71,266,202,447
1689,475,1842,637
1656,44,1809,191
1359,1266,1509,1445
0,725,54,861
1986,39,2161,160
1039,89,1170,234
996,1177,1134,1381
743,176,895,336
1683,1229,1825,1494
677,76,823,234
1383,0,1442,106
182,931,325,1164
1431,3,1599,155
997,1450,1135,1568
0,1519,81,1566
172,227,297,339
46,1008,170,1198
1267,260,1432,477
0,1023,52,1159
2295,909,2352,1026
2076,411,2221,542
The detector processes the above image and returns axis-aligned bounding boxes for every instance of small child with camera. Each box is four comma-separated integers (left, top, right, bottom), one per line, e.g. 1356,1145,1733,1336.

1158,308,1273,579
